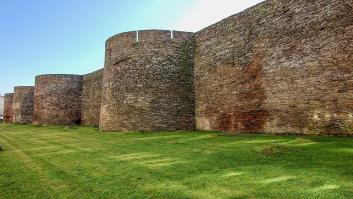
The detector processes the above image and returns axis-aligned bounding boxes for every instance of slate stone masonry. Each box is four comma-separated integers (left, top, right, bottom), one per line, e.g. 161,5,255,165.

3,0,353,136
100,30,195,131
194,0,353,135
13,86,34,124
81,69,103,126
33,74,83,125
3,93,14,123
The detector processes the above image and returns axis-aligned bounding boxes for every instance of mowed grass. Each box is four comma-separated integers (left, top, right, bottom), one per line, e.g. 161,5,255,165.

0,124,352,199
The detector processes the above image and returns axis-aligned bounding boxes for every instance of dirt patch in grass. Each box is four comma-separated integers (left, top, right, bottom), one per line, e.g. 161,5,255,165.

258,144,289,156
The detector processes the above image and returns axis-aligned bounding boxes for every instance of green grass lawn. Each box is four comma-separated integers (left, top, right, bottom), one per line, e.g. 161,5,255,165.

0,124,352,199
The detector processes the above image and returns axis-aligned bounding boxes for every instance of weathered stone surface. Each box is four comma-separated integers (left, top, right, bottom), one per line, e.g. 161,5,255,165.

13,86,34,124
33,74,83,125
81,69,103,126
3,93,14,123
100,30,195,132
195,0,353,135
0,95,4,118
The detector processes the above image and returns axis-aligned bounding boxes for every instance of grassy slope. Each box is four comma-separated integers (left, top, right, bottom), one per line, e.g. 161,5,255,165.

0,124,352,199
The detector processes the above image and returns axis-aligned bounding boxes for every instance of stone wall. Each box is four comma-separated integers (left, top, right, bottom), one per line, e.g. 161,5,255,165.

3,93,14,123
33,74,83,125
13,86,34,124
81,69,103,126
100,30,195,131
0,96,4,117
3,1,353,135
195,0,353,135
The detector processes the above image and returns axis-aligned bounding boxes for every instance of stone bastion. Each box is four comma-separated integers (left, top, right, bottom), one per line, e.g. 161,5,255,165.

13,86,34,124
3,93,14,123
33,74,83,125
100,30,196,131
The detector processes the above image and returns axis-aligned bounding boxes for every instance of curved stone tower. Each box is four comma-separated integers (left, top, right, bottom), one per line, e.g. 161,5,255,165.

100,30,195,132
81,69,103,127
13,86,34,124
33,74,83,125
3,93,14,123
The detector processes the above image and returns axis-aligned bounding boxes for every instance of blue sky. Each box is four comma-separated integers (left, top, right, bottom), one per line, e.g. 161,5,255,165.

0,0,262,95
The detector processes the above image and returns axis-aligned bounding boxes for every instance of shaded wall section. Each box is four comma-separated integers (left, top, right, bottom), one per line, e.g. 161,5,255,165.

3,93,14,123
13,86,34,124
195,0,353,135
33,74,83,125
81,69,103,126
100,30,195,132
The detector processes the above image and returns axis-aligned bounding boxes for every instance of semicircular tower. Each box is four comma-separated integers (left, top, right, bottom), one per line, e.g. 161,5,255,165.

3,93,14,123
13,86,34,124
33,74,83,125
100,30,195,131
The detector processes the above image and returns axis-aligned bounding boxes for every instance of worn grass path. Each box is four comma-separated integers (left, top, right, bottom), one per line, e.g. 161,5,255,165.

0,124,352,199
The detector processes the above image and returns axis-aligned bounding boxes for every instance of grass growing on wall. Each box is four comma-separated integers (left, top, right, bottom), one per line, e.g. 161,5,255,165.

0,124,352,199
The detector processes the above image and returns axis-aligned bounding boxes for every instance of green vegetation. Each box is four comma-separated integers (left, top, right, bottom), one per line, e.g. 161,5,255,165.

0,124,352,199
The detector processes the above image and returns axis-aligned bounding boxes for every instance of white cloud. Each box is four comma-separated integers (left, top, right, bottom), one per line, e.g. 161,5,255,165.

174,0,264,32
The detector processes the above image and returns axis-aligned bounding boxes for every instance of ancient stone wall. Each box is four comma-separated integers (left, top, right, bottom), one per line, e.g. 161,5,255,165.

13,86,34,124
100,30,195,131
0,96,4,117
195,0,353,135
3,1,352,135
81,69,103,126
3,93,14,123
33,74,83,125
